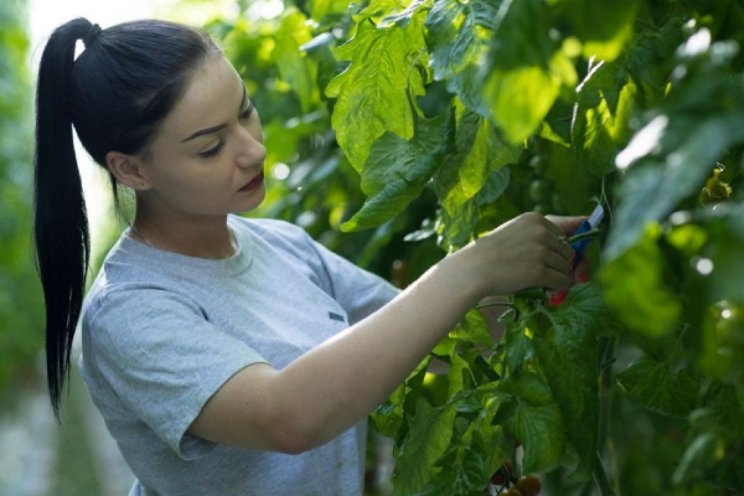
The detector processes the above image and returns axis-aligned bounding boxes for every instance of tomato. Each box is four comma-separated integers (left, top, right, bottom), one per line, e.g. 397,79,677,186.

532,204,550,215
529,155,547,174
515,474,542,496
550,192,563,213
491,459,513,485
499,488,523,496
422,372,449,406
390,259,409,288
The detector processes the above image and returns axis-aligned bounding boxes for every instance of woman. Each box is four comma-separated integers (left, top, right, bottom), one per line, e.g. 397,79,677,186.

34,17,583,495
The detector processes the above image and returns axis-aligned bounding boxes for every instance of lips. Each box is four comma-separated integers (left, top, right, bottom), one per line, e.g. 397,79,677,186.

239,171,264,191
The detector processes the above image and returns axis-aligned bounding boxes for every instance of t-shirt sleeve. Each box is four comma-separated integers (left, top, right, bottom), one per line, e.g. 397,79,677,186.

304,237,401,325
84,288,267,460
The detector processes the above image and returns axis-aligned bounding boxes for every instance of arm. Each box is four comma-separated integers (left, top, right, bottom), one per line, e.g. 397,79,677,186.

188,213,580,454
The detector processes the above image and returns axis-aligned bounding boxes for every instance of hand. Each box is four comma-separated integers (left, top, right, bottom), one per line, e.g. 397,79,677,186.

545,214,591,285
453,212,583,300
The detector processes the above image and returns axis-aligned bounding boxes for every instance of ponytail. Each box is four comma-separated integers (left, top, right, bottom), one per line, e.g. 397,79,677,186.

34,17,218,418
34,18,93,418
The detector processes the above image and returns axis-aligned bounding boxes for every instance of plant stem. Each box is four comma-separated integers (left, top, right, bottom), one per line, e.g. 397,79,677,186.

594,453,615,496
594,336,617,496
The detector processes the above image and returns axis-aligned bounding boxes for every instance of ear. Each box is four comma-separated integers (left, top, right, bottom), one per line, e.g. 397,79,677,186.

105,151,152,191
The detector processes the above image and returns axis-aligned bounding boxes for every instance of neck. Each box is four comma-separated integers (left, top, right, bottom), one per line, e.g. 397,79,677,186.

131,203,237,260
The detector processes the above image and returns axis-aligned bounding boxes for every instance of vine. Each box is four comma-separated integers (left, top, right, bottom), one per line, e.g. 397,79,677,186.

212,0,744,493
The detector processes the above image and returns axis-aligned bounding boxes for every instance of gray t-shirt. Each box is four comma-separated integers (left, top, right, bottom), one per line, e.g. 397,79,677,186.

80,215,399,496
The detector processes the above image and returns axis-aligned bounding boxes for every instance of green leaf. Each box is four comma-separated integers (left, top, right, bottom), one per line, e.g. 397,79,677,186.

501,373,566,473
481,0,577,143
435,164,511,250
340,109,453,231
309,0,352,22
326,6,428,169
608,113,744,260
616,357,702,418
706,224,744,304
372,356,431,438
273,10,319,113
449,307,493,349
434,105,519,216
601,223,682,336
671,433,718,485
552,0,641,61
393,398,458,495
503,317,532,376
573,66,639,177
531,283,615,478
425,0,498,116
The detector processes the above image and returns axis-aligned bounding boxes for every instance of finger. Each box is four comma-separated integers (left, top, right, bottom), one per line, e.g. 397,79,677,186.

545,215,587,236
573,256,590,283
543,249,573,277
541,265,573,291
540,216,566,239
547,234,575,261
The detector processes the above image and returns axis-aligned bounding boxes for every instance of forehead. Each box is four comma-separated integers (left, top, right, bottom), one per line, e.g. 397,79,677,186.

156,54,242,142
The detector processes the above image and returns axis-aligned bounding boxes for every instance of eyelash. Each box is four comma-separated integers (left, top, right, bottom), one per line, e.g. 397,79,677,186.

199,103,256,159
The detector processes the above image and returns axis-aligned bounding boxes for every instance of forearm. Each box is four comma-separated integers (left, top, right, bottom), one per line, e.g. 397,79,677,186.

275,254,477,450
190,212,580,453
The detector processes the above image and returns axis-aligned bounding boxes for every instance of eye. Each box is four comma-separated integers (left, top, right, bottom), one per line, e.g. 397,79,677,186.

240,102,256,121
199,140,224,159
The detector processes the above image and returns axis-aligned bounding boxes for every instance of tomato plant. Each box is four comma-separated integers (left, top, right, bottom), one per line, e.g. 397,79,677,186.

208,0,744,493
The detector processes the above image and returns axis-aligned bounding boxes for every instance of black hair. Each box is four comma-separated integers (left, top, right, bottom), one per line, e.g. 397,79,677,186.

34,17,219,418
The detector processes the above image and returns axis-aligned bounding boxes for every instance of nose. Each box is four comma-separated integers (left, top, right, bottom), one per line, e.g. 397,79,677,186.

235,126,266,169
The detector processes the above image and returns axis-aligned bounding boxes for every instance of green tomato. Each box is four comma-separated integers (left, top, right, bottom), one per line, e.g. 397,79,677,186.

529,179,551,203
422,372,449,406
532,203,550,215
528,155,547,174
550,192,563,213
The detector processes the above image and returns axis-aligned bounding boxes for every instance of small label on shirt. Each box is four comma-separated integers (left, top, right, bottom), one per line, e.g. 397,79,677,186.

328,311,345,322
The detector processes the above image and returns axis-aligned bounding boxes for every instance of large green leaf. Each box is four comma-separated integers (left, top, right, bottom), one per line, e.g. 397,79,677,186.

501,372,566,473
552,0,641,61
607,112,744,261
340,109,453,231
616,357,702,418
601,223,682,337
393,398,458,495
433,106,519,216
572,61,638,177
481,0,577,144
326,4,428,169
606,28,744,261
531,283,616,478
425,0,499,115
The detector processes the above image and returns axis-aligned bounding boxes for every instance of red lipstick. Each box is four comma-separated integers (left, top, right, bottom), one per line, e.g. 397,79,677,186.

239,171,264,192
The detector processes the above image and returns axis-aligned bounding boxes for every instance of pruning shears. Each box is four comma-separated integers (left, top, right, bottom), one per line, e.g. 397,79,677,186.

548,204,605,305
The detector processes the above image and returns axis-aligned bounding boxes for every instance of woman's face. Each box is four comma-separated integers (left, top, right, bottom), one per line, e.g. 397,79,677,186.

137,53,267,217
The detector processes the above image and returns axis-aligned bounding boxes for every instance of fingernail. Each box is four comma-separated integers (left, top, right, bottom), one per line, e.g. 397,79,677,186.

578,272,589,283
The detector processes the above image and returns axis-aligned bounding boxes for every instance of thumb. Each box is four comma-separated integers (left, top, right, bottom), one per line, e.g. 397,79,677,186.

545,215,587,236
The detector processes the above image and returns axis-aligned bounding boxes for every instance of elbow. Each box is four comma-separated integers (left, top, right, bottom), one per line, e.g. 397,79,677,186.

269,402,330,455
272,418,316,455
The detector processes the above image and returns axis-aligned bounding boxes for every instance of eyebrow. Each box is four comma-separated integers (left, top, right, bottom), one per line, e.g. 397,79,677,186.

181,86,248,143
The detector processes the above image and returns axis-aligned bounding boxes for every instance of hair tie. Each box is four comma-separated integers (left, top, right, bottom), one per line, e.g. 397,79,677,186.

83,23,102,47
